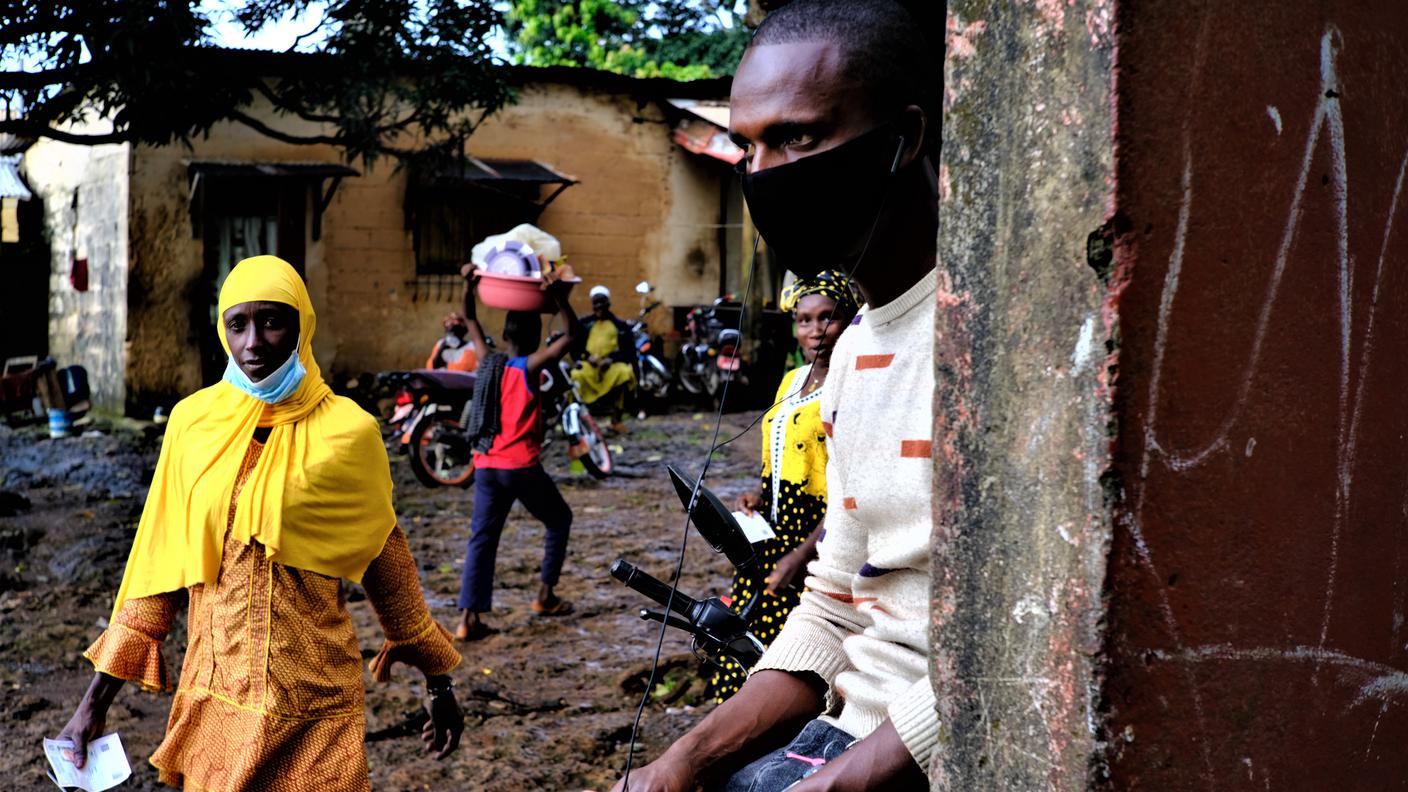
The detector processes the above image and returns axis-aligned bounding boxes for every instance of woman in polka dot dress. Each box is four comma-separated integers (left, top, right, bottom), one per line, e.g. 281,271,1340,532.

709,270,860,701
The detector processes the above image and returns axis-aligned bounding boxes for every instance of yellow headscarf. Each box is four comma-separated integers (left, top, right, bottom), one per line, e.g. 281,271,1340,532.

111,256,395,620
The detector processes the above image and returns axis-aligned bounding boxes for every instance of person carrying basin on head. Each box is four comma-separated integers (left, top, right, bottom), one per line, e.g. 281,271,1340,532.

708,270,861,702
55,256,464,792
569,284,638,435
454,260,582,642
610,0,940,789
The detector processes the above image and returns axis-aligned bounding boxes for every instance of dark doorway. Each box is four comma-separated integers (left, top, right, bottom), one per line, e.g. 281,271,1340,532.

196,176,308,385
0,195,50,364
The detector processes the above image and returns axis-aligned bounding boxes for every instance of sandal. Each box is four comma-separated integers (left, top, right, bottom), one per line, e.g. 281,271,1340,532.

454,621,500,642
531,597,575,617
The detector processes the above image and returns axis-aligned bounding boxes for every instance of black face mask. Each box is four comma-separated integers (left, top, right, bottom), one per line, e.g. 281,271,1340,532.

739,125,904,279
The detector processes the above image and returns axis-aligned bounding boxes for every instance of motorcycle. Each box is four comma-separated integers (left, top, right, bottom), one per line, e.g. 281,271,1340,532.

676,296,748,404
385,349,614,488
542,334,614,479
631,280,672,415
610,465,765,669
380,369,478,489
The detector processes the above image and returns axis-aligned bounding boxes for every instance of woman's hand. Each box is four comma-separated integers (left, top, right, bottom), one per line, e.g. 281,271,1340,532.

420,676,464,760
765,544,815,596
735,491,762,517
56,703,106,769
55,673,124,769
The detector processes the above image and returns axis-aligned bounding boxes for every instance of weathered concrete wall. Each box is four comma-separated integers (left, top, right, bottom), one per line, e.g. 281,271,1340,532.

123,79,724,411
23,132,130,412
1101,3,1408,788
933,1,1114,788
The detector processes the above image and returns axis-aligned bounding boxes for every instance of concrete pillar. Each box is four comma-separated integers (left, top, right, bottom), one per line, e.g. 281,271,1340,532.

936,1,1408,788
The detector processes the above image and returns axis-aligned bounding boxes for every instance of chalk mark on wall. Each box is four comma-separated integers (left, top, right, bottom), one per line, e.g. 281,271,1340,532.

1121,21,1408,779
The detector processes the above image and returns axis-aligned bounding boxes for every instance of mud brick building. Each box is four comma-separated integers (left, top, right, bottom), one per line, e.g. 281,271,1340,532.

20,56,753,415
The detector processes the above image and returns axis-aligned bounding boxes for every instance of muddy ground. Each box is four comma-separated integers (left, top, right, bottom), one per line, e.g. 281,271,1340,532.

0,409,761,791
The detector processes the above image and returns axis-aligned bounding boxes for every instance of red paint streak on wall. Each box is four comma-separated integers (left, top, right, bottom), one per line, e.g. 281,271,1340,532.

1103,2,1408,787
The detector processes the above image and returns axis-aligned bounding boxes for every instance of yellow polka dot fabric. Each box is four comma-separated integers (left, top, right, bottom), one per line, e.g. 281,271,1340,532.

708,366,830,702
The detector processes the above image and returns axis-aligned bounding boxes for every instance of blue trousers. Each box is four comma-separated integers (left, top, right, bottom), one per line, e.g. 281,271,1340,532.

713,720,856,792
458,464,573,612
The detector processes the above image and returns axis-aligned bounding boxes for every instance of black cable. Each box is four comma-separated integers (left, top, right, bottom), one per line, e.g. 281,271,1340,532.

621,233,762,789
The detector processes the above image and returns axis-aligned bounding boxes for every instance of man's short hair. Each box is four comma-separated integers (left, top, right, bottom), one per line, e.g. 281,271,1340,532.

751,0,938,150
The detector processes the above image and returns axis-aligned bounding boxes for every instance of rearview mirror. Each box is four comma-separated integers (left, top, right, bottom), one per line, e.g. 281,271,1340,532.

635,280,653,295
667,465,756,570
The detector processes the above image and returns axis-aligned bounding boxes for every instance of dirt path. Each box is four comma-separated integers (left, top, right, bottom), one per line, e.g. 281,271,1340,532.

0,410,762,791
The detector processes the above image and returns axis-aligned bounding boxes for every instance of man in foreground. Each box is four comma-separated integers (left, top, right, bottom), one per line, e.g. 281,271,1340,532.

611,1,940,790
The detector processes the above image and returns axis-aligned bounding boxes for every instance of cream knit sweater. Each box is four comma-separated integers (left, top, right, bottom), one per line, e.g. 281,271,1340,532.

752,267,939,772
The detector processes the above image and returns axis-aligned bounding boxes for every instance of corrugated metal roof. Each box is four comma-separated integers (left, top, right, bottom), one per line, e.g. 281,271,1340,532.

0,156,32,200
668,98,731,130
186,160,359,179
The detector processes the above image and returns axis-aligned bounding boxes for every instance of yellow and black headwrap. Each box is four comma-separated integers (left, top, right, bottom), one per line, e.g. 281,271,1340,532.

779,269,862,316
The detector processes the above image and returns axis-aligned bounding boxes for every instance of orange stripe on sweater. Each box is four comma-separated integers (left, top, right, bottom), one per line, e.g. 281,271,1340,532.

819,590,855,603
821,421,833,438
900,440,932,458
842,497,857,510
855,354,895,370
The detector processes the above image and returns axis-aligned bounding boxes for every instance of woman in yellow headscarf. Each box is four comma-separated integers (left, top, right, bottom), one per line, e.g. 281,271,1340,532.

53,256,464,791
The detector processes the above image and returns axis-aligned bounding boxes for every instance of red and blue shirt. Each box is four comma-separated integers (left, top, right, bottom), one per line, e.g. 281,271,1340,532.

472,356,543,470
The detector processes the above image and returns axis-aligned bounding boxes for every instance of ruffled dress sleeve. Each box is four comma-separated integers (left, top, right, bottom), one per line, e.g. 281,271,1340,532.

84,592,180,693
362,525,461,681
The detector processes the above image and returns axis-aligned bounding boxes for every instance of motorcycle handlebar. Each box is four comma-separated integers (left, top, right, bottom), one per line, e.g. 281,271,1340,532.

610,559,699,619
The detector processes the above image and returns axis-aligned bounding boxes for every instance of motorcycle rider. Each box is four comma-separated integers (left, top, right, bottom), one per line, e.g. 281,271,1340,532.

425,312,479,372
570,285,637,434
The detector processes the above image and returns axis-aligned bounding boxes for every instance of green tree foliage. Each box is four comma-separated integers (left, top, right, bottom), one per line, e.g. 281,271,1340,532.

504,0,748,81
0,0,512,163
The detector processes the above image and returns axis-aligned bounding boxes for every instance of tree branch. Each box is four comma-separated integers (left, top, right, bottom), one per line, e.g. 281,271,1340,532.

228,110,346,146
0,119,130,145
252,81,342,125
0,64,90,91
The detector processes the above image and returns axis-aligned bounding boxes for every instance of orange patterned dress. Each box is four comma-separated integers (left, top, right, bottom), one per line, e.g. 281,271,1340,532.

83,440,460,791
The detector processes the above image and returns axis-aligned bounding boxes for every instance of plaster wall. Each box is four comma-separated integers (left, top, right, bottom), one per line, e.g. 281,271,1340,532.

934,1,1114,787
23,133,130,412
1102,2,1408,787
122,79,724,411
126,104,331,414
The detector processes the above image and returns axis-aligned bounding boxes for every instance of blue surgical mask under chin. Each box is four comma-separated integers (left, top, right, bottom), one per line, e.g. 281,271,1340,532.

223,349,307,404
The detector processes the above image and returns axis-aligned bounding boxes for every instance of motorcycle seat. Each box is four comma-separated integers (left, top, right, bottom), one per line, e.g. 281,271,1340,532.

408,368,477,392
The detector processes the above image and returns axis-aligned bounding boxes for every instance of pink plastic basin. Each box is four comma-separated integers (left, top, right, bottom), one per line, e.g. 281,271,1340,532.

476,271,579,313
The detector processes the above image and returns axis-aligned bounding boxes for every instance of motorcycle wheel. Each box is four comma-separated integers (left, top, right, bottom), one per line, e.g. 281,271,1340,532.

572,408,613,479
408,413,476,489
636,365,672,416
674,354,705,396
703,365,723,401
